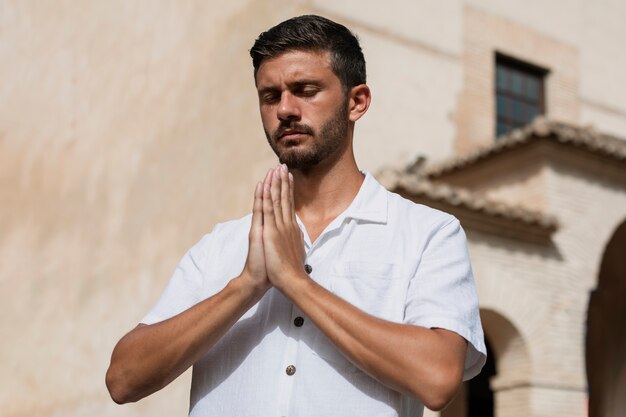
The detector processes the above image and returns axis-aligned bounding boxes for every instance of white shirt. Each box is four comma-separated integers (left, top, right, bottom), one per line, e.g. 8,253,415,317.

142,172,486,417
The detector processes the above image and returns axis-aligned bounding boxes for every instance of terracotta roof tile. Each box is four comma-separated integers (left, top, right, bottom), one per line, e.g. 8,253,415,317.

378,118,626,238
377,167,559,233
425,117,626,178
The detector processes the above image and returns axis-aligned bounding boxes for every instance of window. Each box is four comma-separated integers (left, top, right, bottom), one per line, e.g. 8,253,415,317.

495,54,547,137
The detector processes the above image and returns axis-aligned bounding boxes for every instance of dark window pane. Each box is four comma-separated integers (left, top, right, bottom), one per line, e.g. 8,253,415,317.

494,55,546,140
511,71,524,95
496,66,507,89
526,77,539,100
497,122,509,137
496,94,508,116
512,100,524,122
504,96,513,117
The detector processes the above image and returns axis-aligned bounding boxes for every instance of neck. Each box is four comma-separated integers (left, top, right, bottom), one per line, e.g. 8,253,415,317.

292,146,364,240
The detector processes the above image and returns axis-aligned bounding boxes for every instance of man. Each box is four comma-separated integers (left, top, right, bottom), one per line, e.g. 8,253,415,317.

106,15,486,417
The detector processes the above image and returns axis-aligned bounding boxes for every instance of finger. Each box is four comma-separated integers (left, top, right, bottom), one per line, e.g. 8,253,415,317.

263,168,273,185
262,172,276,230
288,172,296,220
251,182,263,231
262,167,274,195
280,165,291,222
271,166,283,227
260,168,273,228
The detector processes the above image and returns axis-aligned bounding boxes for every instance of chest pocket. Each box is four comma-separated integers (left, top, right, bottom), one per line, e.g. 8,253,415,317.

311,261,405,372
330,261,404,321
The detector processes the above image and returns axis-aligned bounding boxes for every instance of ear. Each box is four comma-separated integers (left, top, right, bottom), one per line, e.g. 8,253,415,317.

348,84,371,122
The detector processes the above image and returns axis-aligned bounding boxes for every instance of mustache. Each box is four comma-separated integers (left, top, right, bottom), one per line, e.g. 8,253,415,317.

272,122,314,141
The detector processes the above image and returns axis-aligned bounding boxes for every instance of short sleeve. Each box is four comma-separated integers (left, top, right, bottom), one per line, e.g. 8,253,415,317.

140,233,213,325
404,217,487,380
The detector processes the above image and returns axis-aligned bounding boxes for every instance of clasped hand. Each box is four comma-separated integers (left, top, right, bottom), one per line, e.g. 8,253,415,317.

243,164,307,293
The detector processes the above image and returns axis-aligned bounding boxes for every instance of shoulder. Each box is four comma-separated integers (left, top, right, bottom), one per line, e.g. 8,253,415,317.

383,184,459,234
210,213,252,238
188,214,252,260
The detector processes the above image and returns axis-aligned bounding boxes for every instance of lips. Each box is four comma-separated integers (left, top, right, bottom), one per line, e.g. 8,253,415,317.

272,123,314,142
280,130,307,139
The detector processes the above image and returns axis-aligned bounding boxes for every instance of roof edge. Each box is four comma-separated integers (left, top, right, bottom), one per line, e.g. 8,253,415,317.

425,117,626,179
377,168,558,243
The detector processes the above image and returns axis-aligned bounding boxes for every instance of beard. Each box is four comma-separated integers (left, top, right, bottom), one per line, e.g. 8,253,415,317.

264,97,349,170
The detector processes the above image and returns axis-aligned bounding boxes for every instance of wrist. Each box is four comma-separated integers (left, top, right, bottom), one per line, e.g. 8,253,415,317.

274,269,312,300
233,270,270,302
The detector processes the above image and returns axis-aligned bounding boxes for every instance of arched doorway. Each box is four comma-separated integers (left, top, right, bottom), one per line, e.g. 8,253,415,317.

467,337,496,417
441,338,496,417
586,219,626,417
442,309,529,417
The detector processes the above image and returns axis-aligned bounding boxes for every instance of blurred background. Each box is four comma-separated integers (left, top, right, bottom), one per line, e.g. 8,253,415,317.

1,1,625,416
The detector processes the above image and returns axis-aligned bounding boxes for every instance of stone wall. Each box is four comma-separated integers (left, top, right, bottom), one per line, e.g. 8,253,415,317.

461,155,626,417
456,5,579,153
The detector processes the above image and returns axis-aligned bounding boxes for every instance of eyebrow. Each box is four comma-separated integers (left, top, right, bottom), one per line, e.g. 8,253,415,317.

257,86,278,96
257,79,324,94
290,80,323,88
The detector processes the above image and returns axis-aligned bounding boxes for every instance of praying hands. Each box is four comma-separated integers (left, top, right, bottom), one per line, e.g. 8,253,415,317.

242,164,307,295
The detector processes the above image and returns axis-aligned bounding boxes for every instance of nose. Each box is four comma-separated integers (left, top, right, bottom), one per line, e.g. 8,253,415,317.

277,92,301,122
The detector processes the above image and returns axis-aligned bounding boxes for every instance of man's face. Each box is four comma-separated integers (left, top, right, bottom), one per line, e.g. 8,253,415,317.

255,50,350,170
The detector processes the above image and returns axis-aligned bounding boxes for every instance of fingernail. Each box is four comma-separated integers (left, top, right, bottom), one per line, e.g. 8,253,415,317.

288,172,293,181
282,164,287,172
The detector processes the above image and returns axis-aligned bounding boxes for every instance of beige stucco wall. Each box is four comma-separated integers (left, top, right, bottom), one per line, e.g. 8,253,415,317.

0,1,302,415
1,1,469,414
579,1,626,137
312,0,465,168
2,1,626,416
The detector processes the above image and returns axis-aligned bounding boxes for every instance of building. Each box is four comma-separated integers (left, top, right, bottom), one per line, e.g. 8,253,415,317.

1,1,624,416
381,118,626,417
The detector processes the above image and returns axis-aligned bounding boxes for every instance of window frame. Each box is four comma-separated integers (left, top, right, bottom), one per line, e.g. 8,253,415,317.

495,52,549,138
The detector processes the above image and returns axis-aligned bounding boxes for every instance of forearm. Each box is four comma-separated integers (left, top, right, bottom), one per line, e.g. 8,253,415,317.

280,275,466,411
106,273,266,404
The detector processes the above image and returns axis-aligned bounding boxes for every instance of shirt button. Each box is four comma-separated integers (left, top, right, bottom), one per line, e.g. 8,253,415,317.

293,316,304,327
304,264,313,274
286,365,296,376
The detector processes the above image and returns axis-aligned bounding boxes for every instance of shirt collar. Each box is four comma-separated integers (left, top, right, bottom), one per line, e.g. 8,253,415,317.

341,171,388,224
296,171,388,248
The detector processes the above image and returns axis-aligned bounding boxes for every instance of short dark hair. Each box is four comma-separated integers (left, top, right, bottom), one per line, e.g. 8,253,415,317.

250,15,366,90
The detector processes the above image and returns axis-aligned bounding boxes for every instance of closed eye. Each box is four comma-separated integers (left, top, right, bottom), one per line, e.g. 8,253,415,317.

259,91,280,104
294,84,321,98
